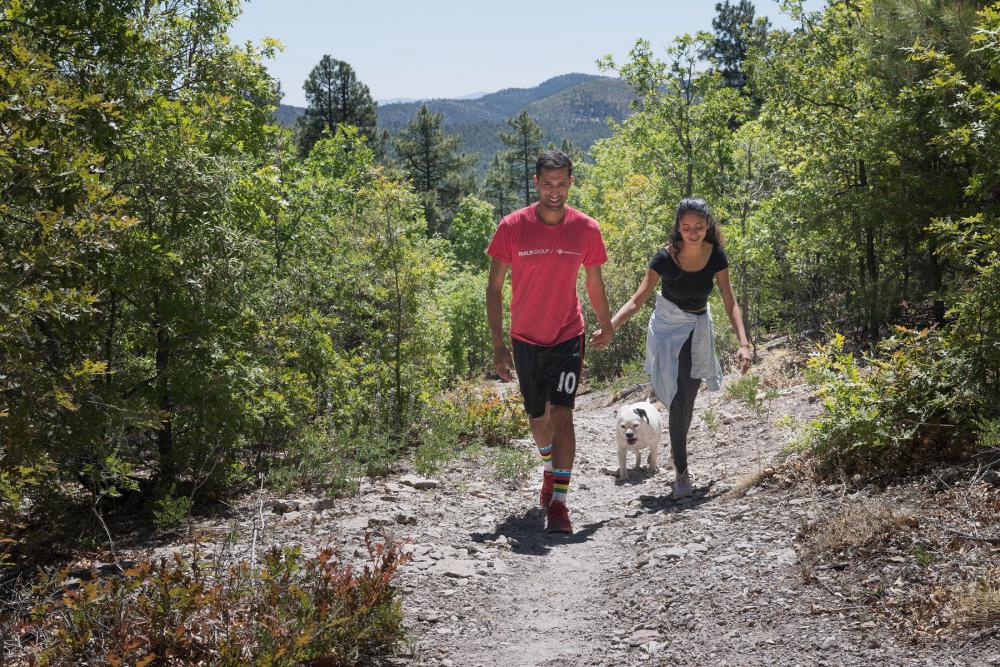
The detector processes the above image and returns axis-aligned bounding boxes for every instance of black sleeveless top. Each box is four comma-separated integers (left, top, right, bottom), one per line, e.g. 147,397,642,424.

648,244,728,312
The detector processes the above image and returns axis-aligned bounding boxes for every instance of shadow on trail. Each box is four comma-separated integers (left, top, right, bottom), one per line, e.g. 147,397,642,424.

637,481,721,515
470,509,611,556
613,466,658,486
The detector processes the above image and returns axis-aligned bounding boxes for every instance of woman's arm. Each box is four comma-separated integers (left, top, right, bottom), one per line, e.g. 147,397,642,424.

612,269,661,330
715,268,751,374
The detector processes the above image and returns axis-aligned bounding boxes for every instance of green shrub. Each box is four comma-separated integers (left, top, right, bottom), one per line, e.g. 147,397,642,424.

10,535,409,666
453,385,529,449
724,373,776,414
490,445,535,480
701,408,721,431
410,384,529,475
804,330,981,479
265,419,361,496
439,272,495,381
151,483,192,530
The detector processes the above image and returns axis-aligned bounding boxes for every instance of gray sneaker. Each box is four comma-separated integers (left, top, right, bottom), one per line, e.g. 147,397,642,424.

672,472,693,500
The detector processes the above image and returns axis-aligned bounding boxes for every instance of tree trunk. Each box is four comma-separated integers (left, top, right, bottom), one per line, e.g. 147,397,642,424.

153,290,174,474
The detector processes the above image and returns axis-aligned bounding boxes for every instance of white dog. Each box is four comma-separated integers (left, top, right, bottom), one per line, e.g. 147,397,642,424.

616,401,661,481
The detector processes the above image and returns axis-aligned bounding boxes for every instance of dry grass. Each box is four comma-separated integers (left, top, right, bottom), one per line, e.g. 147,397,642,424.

802,501,919,564
958,567,1000,628
813,502,918,552
729,468,775,497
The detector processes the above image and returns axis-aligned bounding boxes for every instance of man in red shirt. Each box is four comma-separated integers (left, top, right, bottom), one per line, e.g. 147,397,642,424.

486,149,613,534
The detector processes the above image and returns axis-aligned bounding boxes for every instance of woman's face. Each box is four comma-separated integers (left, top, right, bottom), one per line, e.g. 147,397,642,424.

677,213,708,246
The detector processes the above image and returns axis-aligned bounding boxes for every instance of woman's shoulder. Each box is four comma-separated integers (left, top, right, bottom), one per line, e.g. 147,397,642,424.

710,242,728,269
648,245,673,271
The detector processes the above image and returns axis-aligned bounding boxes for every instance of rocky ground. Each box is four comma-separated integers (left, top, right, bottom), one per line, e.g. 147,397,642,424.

137,349,1000,666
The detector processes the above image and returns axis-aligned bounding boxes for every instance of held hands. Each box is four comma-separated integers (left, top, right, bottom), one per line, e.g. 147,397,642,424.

589,327,612,351
737,345,751,375
493,345,514,382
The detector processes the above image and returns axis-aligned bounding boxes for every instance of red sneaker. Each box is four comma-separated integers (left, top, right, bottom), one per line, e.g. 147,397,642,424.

539,470,554,508
545,500,573,534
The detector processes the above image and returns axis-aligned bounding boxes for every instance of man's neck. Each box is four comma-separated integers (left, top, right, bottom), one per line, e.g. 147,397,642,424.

536,203,567,226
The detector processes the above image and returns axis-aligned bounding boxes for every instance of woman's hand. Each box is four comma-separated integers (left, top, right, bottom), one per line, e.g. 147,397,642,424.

589,327,611,350
736,345,751,375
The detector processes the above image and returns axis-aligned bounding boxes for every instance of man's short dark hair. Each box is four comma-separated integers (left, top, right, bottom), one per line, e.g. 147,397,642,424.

535,149,573,177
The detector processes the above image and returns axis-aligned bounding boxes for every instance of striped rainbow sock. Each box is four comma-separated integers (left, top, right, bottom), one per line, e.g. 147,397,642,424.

552,468,571,504
538,443,553,472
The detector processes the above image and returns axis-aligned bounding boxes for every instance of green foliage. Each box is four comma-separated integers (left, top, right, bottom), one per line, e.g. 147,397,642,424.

0,2,460,556
483,152,521,219
724,373,776,414
392,105,476,236
297,55,378,156
11,537,408,665
703,0,771,93
448,196,497,271
701,408,721,431
448,385,529,450
412,385,529,475
151,483,192,530
911,543,934,568
439,270,495,381
977,418,1000,451
489,446,536,481
804,331,980,479
500,110,544,208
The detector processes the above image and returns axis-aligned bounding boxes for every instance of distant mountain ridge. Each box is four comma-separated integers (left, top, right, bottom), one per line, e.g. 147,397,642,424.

275,73,637,175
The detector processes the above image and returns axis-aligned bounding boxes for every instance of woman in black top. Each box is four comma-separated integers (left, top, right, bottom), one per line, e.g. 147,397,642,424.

592,198,751,499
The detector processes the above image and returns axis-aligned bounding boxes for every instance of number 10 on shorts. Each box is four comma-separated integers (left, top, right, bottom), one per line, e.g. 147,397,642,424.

557,371,577,394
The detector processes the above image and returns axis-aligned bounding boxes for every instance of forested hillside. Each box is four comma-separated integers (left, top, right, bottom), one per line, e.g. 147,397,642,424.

278,73,635,173
2,0,998,663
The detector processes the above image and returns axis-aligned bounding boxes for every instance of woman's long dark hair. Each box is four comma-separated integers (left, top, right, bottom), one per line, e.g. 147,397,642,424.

668,197,725,250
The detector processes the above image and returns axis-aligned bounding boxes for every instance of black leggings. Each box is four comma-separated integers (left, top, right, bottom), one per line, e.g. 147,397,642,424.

669,332,701,475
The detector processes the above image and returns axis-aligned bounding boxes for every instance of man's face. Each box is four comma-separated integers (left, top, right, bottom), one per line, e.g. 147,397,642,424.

534,167,573,211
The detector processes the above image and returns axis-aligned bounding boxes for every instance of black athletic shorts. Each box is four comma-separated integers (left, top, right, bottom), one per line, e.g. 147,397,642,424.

511,334,585,419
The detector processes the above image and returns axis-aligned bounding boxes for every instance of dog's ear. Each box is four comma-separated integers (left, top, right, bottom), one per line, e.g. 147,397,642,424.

634,407,648,424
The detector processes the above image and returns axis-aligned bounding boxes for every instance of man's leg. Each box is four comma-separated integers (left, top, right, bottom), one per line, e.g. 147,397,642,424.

512,339,556,507
548,404,576,502
543,334,583,533
530,412,555,507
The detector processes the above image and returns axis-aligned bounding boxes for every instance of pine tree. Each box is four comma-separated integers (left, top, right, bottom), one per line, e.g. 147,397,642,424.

483,152,519,219
500,111,543,208
297,55,377,156
703,1,770,93
393,105,475,236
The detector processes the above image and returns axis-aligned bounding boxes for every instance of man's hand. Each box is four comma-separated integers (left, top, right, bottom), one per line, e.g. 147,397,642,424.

589,327,612,351
493,345,514,381
737,345,751,375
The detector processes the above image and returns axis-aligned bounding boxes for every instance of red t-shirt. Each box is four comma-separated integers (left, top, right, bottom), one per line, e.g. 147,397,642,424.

487,203,608,347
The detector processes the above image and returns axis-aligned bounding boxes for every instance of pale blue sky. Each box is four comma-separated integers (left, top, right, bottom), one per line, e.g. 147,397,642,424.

229,1,824,107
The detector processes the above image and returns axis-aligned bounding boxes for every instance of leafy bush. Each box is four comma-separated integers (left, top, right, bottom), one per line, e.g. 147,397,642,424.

439,272,495,381
724,373,776,414
7,535,408,666
489,445,536,480
151,483,192,530
411,384,529,475
453,385,529,449
804,331,981,479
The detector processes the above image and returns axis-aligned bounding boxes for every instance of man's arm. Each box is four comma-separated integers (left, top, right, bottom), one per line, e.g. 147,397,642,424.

584,264,614,350
486,256,514,381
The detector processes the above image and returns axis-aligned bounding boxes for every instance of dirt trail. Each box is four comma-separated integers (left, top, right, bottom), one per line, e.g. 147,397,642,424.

159,352,997,666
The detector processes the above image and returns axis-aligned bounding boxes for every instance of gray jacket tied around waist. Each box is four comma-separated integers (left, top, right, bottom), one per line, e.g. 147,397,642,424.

645,293,723,407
